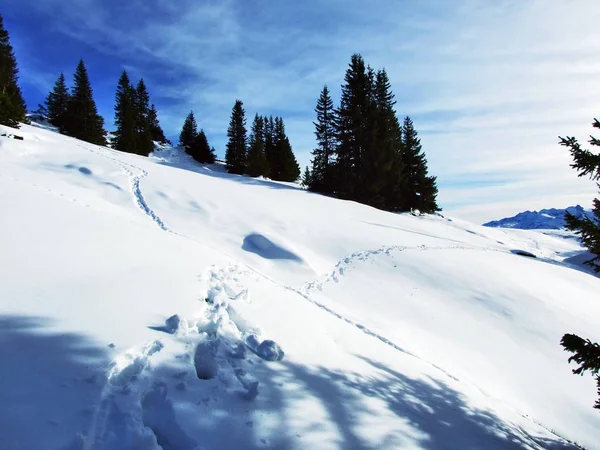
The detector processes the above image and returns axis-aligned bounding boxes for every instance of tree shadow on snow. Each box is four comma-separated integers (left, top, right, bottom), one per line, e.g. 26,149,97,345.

0,315,110,450
260,356,582,450
242,233,304,262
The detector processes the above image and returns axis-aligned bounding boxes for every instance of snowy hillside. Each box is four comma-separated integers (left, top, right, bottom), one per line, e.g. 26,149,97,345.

483,206,594,230
1,123,600,450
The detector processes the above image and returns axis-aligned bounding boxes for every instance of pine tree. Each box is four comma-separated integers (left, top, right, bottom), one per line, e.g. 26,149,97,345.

301,166,312,188
559,118,600,271
179,111,197,151
371,69,407,211
334,54,374,199
45,73,70,132
135,79,153,156
561,334,600,410
112,70,137,154
270,117,300,182
189,129,216,164
263,115,276,177
64,60,106,145
148,104,167,144
247,114,269,177
0,14,27,128
310,85,336,193
401,116,439,213
225,100,247,175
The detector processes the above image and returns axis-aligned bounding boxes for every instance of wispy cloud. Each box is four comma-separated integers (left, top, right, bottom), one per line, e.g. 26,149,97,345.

6,0,600,223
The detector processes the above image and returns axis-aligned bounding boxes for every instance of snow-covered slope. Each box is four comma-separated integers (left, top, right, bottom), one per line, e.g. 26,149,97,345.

483,206,594,230
1,123,599,450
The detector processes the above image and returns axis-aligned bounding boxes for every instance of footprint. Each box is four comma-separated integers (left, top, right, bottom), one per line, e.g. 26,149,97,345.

109,340,164,386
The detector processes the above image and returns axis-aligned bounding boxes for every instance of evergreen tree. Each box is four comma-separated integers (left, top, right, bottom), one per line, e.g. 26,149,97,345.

148,104,168,144
64,60,106,145
112,70,137,154
225,100,247,175
247,114,269,177
135,79,153,156
179,111,197,151
45,73,70,132
401,116,439,213
263,115,276,176
0,14,27,128
334,54,374,199
371,69,407,211
561,334,600,410
189,129,216,164
310,85,336,193
558,117,600,411
301,166,312,188
267,117,300,182
559,118,600,271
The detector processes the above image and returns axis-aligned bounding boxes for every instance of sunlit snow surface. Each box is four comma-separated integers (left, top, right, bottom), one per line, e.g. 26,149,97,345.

1,123,599,450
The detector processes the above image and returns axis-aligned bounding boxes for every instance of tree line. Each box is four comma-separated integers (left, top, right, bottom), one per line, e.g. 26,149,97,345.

306,54,439,213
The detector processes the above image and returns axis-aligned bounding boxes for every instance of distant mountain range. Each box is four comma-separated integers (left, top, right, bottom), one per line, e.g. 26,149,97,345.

483,205,594,230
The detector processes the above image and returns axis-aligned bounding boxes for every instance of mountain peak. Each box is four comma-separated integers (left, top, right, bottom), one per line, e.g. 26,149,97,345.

483,205,593,229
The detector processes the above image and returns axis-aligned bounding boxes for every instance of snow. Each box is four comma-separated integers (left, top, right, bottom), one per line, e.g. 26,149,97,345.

1,123,600,449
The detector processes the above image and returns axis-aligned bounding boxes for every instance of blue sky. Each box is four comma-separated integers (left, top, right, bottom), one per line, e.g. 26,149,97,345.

4,0,600,223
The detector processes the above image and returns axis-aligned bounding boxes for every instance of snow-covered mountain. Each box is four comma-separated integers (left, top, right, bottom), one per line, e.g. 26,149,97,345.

483,206,594,230
1,123,599,450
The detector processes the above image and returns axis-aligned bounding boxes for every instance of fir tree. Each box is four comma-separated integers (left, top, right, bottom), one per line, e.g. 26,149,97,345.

225,100,247,175
558,117,600,412
135,79,153,156
271,117,300,182
247,114,269,177
371,69,407,211
263,115,276,175
45,73,70,132
0,14,27,128
561,334,600,410
112,70,137,154
310,85,336,193
179,111,197,151
64,60,106,145
401,116,439,213
148,104,168,144
302,166,312,188
559,118,600,272
334,54,374,199
189,129,216,164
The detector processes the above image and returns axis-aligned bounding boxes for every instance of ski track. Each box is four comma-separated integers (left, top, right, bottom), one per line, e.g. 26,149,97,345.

78,143,169,231
77,144,573,448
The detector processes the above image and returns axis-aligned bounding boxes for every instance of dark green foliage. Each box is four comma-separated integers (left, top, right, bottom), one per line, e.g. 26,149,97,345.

309,54,440,213
559,119,600,272
134,79,153,156
302,166,312,188
268,117,300,182
560,334,600,410
309,85,336,193
179,111,198,151
368,70,406,210
558,117,600,413
64,60,106,145
189,129,216,164
45,73,70,132
0,14,27,128
113,73,161,156
401,116,439,213
247,114,269,177
225,100,247,175
112,71,137,153
148,104,168,144
334,54,373,199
